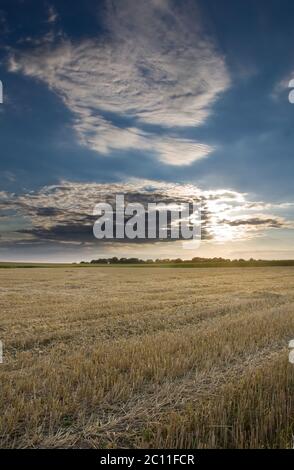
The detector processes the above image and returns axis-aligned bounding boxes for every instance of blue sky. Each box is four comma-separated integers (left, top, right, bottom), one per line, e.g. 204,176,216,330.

0,0,294,261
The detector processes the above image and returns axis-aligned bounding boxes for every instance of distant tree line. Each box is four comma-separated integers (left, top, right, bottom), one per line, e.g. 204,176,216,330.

79,257,294,267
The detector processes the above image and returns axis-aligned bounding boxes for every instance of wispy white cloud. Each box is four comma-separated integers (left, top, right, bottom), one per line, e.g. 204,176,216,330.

7,0,230,165
271,73,294,101
47,5,58,24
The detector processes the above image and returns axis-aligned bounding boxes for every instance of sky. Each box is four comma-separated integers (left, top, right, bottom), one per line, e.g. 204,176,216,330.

1,0,294,261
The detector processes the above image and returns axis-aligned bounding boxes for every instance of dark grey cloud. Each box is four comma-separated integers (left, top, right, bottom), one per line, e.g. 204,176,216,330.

220,217,286,228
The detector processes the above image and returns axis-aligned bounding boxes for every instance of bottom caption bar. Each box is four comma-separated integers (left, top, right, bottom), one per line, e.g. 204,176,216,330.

0,449,293,466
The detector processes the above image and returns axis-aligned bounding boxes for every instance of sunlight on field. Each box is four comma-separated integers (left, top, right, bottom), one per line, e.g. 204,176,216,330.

0,267,293,448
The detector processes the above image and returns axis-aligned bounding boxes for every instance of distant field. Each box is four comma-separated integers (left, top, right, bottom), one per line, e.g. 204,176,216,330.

0,267,293,448
2,260,294,269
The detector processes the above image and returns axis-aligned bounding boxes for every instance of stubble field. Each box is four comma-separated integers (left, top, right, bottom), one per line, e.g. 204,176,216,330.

0,266,293,448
